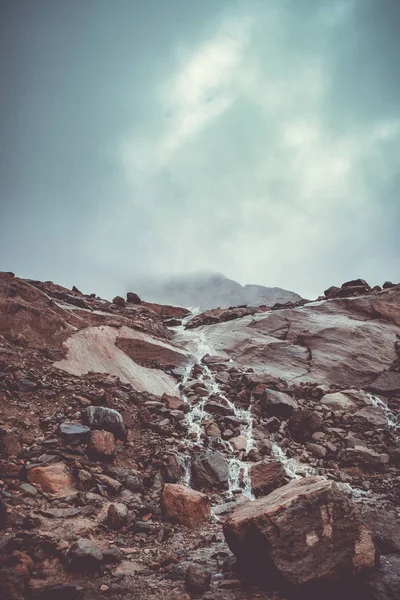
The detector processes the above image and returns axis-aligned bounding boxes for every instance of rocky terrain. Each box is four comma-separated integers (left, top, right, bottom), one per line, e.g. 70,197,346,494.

0,271,399,600
131,273,302,310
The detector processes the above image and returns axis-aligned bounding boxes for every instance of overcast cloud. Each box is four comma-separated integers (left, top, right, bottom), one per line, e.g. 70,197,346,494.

0,0,399,299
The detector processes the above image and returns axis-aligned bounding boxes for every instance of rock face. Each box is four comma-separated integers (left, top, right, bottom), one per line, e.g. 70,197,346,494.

223,476,375,586
161,484,210,528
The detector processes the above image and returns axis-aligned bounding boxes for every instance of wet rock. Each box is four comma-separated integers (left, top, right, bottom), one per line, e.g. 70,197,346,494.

88,430,116,459
161,484,210,528
0,498,7,529
69,538,103,572
57,422,90,443
107,503,128,529
191,451,229,491
362,509,400,555
352,406,388,428
161,454,185,483
230,435,248,452
162,394,185,411
261,389,297,418
249,460,287,497
27,463,76,496
368,370,400,396
288,409,323,442
223,476,375,586
185,564,211,596
126,292,141,304
338,447,389,469
83,406,126,440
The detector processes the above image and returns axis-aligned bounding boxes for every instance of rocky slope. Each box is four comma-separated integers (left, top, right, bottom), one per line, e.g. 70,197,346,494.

0,271,399,600
131,273,302,310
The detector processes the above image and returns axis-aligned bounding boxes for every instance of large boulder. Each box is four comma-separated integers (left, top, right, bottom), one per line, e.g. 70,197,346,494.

288,410,323,442
83,406,126,440
161,484,210,528
191,451,229,491
223,476,375,586
249,460,287,497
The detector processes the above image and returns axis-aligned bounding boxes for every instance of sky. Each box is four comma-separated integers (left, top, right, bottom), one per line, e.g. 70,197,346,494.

0,0,399,300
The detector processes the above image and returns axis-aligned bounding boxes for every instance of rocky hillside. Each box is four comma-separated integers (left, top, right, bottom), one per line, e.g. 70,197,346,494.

131,273,303,310
0,271,399,600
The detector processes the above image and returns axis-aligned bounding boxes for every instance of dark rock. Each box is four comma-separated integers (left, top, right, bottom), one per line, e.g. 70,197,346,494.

191,451,229,491
342,279,370,289
32,583,84,600
82,406,126,439
0,499,7,529
261,389,297,418
69,538,103,572
57,422,90,443
324,285,341,298
338,447,389,469
288,409,323,442
161,454,185,483
382,281,396,289
362,509,400,555
352,406,388,429
368,371,400,396
126,292,141,304
185,564,211,596
0,567,26,600
107,503,128,529
112,296,126,307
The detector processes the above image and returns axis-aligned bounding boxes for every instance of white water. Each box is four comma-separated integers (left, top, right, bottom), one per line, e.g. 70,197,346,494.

367,393,399,432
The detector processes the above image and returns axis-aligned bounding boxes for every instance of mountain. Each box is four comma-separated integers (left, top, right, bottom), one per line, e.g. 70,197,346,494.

131,272,303,310
0,271,399,600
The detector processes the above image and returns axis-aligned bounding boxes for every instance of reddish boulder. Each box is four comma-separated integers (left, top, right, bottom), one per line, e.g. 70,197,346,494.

27,463,76,496
161,484,210,528
223,476,375,586
249,460,287,497
126,292,141,304
89,430,116,459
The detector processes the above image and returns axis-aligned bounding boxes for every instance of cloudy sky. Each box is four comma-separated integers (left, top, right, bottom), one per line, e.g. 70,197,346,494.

1,0,399,299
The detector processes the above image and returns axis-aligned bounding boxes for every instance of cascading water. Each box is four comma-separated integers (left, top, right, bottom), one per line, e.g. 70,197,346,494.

367,393,400,432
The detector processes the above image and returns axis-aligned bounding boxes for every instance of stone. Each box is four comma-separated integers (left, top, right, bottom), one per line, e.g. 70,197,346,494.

261,389,297,418
369,370,400,396
161,484,210,528
40,507,81,518
362,509,400,555
27,463,76,496
83,406,126,440
185,564,211,596
160,455,185,484
191,451,229,491
32,583,84,600
320,392,357,411
223,476,375,586
307,443,327,458
19,483,38,496
126,292,141,304
89,430,116,459
69,538,103,572
342,279,370,289
0,431,22,457
107,503,128,529
288,410,323,442
230,435,248,452
112,296,126,307
162,394,185,411
249,460,287,497
352,406,388,428
205,422,221,438
338,446,389,469
0,498,7,529
57,422,90,443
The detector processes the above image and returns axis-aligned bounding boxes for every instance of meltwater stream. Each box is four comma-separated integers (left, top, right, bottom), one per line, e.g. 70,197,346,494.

173,315,313,501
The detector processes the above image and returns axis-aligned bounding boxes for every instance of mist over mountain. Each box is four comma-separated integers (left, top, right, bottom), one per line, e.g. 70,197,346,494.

131,272,303,309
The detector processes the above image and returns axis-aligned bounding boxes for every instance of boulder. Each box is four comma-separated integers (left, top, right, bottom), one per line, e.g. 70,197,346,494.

338,447,389,469
161,454,185,483
0,498,7,529
69,538,103,572
0,431,22,457
261,389,297,418
223,476,375,586
126,292,141,304
288,410,323,442
320,392,357,411
368,371,400,396
185,564,211,596
27,463,76,496
249,460,287,497
112,296,126,307
161,484,210,528
352,406,388,429
88,430,116,459
191,451,229,491
83,406,126,440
